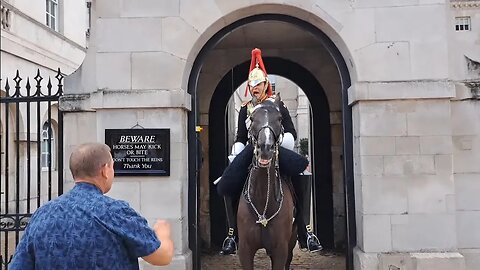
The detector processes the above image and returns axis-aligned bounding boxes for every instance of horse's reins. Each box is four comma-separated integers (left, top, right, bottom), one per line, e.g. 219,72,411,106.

245,123,284,227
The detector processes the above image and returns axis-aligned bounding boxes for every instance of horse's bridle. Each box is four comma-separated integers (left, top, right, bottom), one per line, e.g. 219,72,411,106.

244,112,285,227
248,121,284,168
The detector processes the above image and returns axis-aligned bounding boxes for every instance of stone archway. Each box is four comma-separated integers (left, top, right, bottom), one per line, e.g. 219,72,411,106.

187,14,353,269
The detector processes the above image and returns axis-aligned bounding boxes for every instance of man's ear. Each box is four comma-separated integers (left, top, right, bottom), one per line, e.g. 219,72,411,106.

100,164,108,179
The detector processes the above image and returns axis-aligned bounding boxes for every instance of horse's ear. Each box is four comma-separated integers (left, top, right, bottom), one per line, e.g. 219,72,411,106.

274,93,281,106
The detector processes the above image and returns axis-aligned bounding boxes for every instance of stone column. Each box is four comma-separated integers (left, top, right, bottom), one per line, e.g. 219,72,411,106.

350,81,466,270
61,1,193,269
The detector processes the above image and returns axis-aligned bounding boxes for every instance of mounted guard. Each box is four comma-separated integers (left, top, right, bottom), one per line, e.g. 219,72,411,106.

215,48,323,255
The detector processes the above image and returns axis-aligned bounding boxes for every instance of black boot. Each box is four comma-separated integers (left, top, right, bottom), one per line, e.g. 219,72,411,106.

220,196,237,255
292,173,323,253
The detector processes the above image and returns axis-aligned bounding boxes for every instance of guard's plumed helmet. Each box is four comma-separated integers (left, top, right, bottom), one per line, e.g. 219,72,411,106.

245,48,273,97
248,67,267,88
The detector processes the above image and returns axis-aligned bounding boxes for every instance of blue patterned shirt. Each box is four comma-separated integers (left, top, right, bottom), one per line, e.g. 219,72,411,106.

10,183,160,270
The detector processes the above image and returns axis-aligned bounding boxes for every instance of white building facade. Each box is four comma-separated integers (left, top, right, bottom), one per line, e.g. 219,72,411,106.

1,0,87,80
1,0,87,264
2,0,480,269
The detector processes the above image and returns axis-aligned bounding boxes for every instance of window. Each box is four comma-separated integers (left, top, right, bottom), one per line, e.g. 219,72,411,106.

1,5,10,30
45,0,58,31
86,2,91,39
41,122,55,169
455,17,471,32
270,75,276,94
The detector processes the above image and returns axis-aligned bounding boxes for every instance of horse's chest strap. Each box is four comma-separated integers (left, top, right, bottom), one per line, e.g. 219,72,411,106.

243,167,284,227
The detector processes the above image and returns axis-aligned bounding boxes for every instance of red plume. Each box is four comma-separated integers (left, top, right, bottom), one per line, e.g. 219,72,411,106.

244,48,273,97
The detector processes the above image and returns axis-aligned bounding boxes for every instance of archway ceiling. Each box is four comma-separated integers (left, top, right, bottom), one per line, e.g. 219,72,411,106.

198,19,342,113
215,21,323,49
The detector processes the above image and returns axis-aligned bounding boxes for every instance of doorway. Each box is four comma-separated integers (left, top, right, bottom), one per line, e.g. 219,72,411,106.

187,14,354,270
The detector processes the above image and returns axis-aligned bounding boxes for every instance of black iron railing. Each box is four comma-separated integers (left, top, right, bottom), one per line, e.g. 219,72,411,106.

0,69,64,269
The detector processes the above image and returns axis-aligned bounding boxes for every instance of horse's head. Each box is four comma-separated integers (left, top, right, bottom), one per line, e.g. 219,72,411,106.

248,94,284,168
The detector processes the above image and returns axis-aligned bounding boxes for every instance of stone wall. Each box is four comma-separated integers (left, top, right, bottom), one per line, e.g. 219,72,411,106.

61,1,480,269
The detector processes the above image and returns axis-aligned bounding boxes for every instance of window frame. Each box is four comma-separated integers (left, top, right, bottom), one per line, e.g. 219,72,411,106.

41,122,55,171
455,16,471,32
45,0,59,31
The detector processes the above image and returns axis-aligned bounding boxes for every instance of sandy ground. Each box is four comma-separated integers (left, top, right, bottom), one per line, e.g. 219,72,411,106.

201,246,345,270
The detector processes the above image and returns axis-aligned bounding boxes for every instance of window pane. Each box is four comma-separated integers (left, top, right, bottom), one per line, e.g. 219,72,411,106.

455,17,471,32
45,0,58,30
41,153,47,168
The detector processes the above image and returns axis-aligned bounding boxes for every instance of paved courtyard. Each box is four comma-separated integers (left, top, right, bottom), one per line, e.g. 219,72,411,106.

201,246,345,270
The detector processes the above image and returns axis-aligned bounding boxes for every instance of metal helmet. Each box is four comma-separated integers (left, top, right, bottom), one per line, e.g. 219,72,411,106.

244,48,273,97
248,65,268,88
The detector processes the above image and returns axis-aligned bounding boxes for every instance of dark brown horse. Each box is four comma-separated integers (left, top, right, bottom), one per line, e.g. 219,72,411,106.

237,95,297,270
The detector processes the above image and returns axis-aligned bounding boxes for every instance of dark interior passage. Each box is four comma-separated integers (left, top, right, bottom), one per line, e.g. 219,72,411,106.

208,57,334,250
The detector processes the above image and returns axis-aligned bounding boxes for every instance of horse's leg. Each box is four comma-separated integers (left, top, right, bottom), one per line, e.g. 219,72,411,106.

270,246,289,270
237,199,257,270
262,223,290,270
285,223,297,270
238,243,256,270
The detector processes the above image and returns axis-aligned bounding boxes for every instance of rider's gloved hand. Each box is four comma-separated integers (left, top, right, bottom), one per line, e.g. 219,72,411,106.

280,132,294,150
228,142,245,163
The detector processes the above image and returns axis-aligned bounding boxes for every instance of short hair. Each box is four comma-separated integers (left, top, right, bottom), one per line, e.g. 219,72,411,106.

69,143,112,179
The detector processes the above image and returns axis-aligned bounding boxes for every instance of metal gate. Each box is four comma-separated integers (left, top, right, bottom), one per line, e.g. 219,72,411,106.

0,69,64,269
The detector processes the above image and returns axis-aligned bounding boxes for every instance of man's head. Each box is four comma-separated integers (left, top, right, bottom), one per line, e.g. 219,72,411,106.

69,143,114,193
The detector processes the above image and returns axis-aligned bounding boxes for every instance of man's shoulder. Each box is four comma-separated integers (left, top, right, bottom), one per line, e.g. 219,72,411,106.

26,195,70,226
35,193,66,211
103,196,135,213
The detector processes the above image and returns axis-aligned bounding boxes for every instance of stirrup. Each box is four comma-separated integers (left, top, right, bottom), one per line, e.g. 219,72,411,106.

220,236,237,255
307,233,323,253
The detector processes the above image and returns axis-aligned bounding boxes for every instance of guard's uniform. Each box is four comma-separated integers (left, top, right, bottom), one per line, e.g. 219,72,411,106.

217,100,308,197
236,100,297,145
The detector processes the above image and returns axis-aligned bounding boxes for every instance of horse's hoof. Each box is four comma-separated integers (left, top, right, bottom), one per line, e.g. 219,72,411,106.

220,237,237,255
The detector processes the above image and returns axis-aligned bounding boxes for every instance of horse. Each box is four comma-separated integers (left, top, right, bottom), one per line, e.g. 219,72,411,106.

236,94,297,270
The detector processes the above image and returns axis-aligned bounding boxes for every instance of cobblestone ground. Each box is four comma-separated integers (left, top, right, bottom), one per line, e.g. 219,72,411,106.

201,246,345,270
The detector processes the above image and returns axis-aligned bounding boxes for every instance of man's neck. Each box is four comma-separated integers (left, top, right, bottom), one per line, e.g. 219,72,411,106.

75,179,105,193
